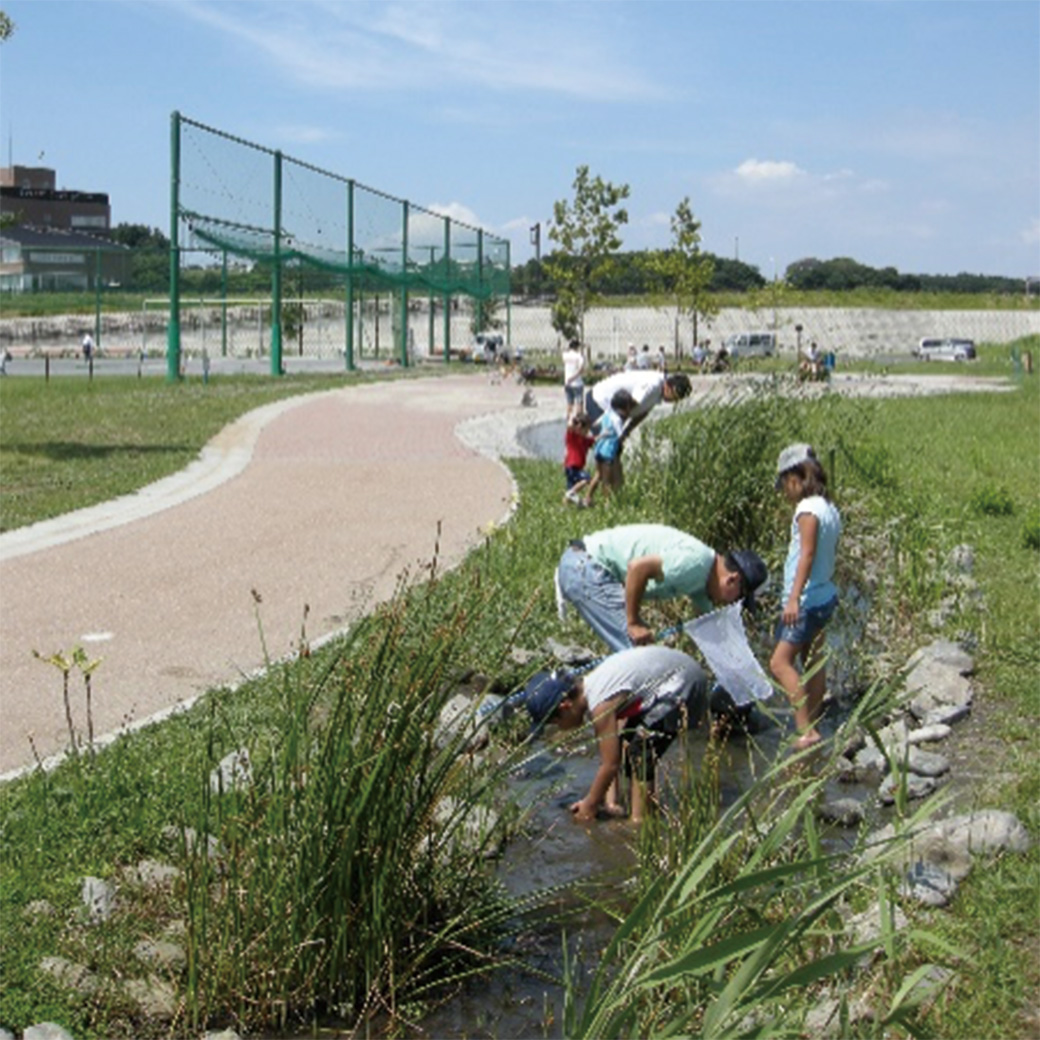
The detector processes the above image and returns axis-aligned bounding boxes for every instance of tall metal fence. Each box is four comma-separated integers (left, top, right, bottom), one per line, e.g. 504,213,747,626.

169,112,511,379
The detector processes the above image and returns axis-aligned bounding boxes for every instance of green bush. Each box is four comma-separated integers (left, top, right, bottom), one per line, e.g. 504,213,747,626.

971,483,1016,517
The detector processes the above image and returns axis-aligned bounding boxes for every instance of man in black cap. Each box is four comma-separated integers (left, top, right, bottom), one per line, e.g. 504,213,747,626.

524,645,709,822
555,523,768,652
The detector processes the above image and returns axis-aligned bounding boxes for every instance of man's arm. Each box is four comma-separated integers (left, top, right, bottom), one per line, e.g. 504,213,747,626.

625,554,664,645
571,697,625,820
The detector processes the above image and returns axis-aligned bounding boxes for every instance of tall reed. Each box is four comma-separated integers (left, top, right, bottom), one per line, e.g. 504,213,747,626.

179,576,532,1034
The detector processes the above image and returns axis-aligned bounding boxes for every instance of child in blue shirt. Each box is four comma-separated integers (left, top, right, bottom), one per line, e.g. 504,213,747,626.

583,390,634,507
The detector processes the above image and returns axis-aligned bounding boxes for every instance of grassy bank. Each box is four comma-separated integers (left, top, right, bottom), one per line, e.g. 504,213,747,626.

0,341,1037,1037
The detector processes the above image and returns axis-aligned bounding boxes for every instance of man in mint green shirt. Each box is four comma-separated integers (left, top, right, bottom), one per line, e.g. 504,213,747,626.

556,523,767,651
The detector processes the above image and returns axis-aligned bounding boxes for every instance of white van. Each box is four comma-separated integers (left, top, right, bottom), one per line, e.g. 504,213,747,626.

915,337,976,361
722,331,776,359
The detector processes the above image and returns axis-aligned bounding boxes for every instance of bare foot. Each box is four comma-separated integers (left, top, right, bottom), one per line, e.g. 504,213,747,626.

602,803,627,819
793,730,822,750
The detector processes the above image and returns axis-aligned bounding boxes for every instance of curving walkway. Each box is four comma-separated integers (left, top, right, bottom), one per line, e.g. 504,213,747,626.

0,374,559,778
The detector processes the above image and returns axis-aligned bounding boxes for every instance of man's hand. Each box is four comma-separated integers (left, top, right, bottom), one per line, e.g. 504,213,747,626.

627,620,654,645
570,799,598,821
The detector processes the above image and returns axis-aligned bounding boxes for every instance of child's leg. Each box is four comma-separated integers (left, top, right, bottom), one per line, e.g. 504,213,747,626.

584,464,604,505
770,639,821,747
801,627,828,730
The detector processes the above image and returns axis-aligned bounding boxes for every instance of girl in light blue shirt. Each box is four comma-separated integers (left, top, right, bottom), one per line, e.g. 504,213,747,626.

769,444,842,749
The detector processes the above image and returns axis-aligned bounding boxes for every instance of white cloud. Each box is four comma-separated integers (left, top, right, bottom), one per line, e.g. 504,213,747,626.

274,125,338,145
177,0,664,101
735,159,806,183
1021,218,1040,245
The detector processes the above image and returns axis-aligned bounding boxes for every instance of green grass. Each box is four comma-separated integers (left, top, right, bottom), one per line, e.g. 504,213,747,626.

1,342,1037,1038
0,369,429,533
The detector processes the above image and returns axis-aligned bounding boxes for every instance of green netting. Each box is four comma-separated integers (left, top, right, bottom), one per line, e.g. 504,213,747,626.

177,116,509,300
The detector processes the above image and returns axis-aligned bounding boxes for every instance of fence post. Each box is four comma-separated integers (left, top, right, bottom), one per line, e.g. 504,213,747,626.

167,111,182,382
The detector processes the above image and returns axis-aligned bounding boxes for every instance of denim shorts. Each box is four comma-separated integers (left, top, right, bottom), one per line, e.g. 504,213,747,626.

565,383,584,406
565,466,590,489
775,596,838,648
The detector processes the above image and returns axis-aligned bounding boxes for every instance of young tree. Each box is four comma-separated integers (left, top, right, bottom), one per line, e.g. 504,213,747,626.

644,197,717,352
545,165,630,345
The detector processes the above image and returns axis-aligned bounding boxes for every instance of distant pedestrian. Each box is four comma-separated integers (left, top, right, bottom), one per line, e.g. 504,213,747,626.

562,338,586,421
0,349,10,376
769,444,842,749
81,332,94,361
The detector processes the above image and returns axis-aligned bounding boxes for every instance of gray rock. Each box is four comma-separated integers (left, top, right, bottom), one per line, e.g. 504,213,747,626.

508,647,541,666
904,746,950,778
834,755,858,782
875,719,910,753
435,693,491,752
908,671,972,721
945,544,975,576
922,703,971,727
935,810,1032,855
878,772,939,805
901,860,959,906
24,1026,77,1040
123,859,181,889
81,876,115,922
210,747,252,793
901,965,956,1012
846,902,909,947
133,938,187,972
852,744,889,779
905,639,974,677
816,798,866,827
203,1032,243,1040
22,899,56,920
543,638,598,666
907,723,952,744
39,955,99,996
0,1026,14,1040
123,975,178,1020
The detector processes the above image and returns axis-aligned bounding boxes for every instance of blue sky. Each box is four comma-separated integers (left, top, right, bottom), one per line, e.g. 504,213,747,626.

2,0,1038,279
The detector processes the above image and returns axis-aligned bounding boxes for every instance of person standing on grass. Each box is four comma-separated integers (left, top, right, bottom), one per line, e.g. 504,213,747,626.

581,390,634,508
563,411,595,505
562,338,586,421
769,443,842,749
555,523,768,652
523,645,710,822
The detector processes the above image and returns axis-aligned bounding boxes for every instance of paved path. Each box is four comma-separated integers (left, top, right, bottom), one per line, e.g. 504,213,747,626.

0,373,560,777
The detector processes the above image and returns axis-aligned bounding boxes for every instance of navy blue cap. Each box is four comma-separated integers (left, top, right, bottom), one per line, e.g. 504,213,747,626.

523,670,578,732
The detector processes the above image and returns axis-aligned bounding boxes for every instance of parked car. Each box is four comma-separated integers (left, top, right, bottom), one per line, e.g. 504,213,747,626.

722,331,776,359
915,337,977,361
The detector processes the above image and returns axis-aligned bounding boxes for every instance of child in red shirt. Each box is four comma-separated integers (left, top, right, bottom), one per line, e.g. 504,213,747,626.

563,412,595,505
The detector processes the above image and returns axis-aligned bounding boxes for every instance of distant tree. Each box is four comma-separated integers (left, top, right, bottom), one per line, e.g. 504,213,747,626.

545,165,630,343
643,197,717,349
709,256,767,292
111,223,169,251
0,10,14,41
